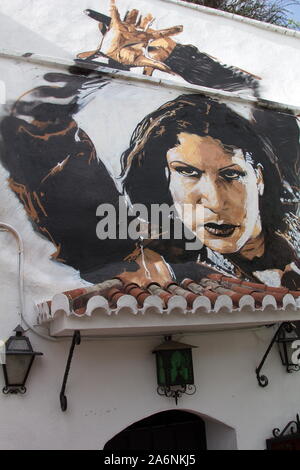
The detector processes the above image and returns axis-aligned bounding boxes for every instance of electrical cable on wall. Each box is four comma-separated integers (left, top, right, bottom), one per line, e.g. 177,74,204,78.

0,222,61,342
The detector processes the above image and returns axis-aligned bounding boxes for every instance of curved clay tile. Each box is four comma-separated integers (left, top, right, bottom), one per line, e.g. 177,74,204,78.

35,275,300,325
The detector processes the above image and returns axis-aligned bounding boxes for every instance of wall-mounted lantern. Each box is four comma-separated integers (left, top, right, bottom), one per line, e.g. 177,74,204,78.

2,325,43,394
277,323,300,372
256,322,300,387
152,336,197,405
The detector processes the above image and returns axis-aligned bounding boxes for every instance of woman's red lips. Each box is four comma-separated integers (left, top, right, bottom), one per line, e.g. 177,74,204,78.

204,223,237,237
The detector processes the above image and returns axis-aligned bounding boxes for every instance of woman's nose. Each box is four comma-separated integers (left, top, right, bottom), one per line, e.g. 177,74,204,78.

196,175,222,213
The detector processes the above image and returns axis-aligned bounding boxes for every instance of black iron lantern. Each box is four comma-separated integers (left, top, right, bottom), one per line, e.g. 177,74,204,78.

152,336,197,405
277,322,300,373
256,322,300,387
2,325,43,394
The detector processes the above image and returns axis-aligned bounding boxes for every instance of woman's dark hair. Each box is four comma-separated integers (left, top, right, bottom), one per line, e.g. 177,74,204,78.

121,93,291,237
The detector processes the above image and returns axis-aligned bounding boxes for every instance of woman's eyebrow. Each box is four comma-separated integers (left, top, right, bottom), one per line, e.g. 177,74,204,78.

219,163,242,171
170,160,202,172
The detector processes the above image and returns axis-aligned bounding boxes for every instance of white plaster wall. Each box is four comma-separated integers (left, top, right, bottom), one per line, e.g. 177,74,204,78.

0,326,299,450
0,0,299,105
205,419,237,450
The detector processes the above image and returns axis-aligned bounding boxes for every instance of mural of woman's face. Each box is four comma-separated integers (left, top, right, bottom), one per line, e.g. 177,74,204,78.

166,133,264,254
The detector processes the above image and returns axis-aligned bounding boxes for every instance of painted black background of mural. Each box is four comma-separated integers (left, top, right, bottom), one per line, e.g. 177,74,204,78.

0,2,299,290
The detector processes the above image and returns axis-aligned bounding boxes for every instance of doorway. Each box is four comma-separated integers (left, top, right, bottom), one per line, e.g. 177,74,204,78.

104,410,207,450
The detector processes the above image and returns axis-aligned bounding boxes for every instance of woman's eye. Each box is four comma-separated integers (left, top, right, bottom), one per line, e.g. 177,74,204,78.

220,169,246,181
175,166,200,177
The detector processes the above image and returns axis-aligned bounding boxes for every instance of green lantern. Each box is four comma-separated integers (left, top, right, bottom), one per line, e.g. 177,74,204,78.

153,336,197,404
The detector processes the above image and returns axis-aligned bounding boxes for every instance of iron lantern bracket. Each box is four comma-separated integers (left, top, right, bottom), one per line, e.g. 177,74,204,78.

272,413,300,439
59,330,81,411
266,413,300,449
255,322,296,387
157,384,196,405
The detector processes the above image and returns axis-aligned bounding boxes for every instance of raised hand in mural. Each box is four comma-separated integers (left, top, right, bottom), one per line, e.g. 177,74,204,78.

77,0,183,76
120,247,174,287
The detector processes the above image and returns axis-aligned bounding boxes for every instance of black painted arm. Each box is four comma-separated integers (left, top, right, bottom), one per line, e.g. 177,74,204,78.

164,44,259,94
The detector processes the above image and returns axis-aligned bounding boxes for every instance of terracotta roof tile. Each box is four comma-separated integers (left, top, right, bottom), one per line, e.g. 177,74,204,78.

289,290,300,298
63,288,88,299
188,278,244,308
265,285,289,294
123,284,151,306
182,278,205,294
107,287,127,306
145,282,174,305
164,282,198,308
123,283,139,293
36,274,300,325
73,307,87,315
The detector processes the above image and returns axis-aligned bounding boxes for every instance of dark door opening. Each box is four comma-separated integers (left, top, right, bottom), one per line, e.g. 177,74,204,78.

104,410,206,450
